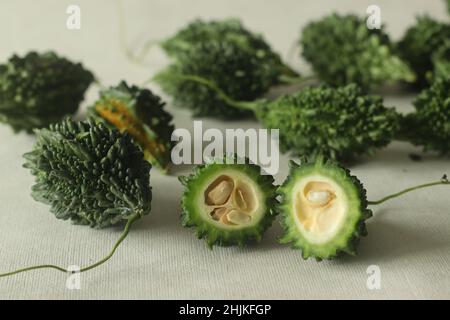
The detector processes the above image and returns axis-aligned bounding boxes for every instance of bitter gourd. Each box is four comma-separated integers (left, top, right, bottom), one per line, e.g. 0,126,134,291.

155,18,298,118
398,16,450,88
278,157,449,260
0,51,94,132
300,14,415,90
278,157,372,260
160,74,400,161
400,77,450,155
0,119,152,278
88,81,174,172
24,118,152,228
179,158,278,247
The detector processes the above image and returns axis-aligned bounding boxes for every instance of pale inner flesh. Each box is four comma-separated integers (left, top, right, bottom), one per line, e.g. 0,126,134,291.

292,175,347,244
203,174,259,227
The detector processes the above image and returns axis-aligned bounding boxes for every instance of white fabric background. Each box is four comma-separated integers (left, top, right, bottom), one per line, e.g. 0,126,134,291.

0,0,449,300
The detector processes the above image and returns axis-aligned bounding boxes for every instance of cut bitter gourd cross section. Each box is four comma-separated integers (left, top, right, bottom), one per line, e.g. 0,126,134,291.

180,159,278,247
279,157,372,260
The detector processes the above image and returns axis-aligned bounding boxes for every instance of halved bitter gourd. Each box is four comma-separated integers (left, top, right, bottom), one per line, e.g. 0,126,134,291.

279,157,449,261
179,158,278,247
279,157,372,261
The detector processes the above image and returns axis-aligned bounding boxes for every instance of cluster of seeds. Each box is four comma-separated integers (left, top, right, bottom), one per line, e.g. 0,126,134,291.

205,175,256,226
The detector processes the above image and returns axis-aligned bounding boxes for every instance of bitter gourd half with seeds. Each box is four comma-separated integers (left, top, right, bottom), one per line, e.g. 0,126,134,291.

278,157,449,261
88,81,175,172
179,158,278,247
0,51,94,133
279,157,372,260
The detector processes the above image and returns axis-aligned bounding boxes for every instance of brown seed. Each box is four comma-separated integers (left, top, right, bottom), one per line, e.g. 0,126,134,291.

206,179,233,205
227,209,251,225
210,207,229,221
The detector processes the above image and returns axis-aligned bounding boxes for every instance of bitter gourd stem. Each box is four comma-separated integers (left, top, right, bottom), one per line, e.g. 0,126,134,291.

278,74,318,85
367,176,449,205
0,215,140,278
117,0,160,67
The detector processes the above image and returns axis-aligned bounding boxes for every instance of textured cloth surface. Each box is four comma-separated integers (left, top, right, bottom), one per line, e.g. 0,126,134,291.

0,0,449,300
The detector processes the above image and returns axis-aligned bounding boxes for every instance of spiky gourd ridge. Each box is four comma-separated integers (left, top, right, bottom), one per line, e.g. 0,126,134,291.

301,14,415,90
88,81,174,172
0,52,94,133
401,77,450,155
398,16,450,88
24,119,152,229
278,157,372,261
179,158,278,247
156,18,296,119
255,84,400,161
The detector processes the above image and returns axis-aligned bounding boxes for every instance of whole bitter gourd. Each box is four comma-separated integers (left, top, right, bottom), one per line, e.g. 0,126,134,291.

0,51,94,132
88,81,175,172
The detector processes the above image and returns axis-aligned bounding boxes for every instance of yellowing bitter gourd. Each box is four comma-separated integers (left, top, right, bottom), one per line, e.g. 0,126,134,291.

179,158,278,247
0,119,152,278
279,157,449,261
88,81,175,172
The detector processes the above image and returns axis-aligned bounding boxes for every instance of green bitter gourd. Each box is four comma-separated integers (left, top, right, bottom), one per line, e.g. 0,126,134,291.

158,73,400,161
398,16,450,88
300,13,415,90
1,119,152,278
0,51,94,132
400,76,450,155
179,157,278,247
155,18,299,119
278,157,449,261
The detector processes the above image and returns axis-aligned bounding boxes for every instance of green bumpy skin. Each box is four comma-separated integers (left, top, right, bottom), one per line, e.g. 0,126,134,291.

432,41,450,81
0,51,94,133
398,16,450,88
23,119,152,229
161,18,287,66
255,84,400,161
279,157,372,261
301,14,415,90
401,77,450,155
88,81,174,172
179,158,278,247
156,39,282,118
156,18,296,119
